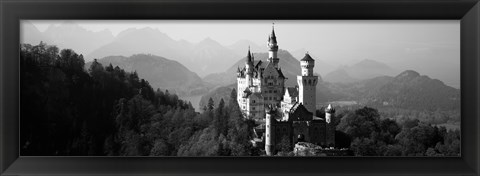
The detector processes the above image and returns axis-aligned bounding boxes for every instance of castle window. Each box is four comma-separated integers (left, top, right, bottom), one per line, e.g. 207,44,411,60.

269,90,272,93
264,97,267,100
274,90,277,93
252,107,256,110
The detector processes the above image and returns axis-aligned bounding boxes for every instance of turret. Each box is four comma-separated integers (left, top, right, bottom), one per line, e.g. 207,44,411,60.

236,66,242,77
265,105,276,156
267,23,279,68
325,104,335,124
300,53,315,76
325,104,336,146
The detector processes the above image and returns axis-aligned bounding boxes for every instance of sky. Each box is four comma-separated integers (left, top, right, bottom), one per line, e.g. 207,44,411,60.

31,20,459,53
27,20,460,88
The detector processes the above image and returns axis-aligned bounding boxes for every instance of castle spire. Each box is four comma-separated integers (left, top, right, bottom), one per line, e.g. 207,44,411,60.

267,23,279,67
246,46,252,64
269,23,277,43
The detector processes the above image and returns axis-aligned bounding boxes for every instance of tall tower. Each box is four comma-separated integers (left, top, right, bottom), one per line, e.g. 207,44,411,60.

325,104,336,146
265,105,275,156
297,53,318,113
267,24,279,68
245,47,254,86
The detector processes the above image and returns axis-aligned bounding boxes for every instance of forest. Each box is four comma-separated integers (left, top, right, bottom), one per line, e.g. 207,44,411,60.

21,42,256,156
20,42,460,156
323,107,460,156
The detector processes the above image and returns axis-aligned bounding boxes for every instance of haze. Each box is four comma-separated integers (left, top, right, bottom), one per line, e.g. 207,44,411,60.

22,20,460,88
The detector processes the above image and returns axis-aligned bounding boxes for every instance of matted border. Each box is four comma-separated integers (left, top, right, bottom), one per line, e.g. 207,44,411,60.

1,0,479,175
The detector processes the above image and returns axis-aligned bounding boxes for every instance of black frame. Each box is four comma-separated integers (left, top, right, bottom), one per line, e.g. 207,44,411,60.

1,0,479,175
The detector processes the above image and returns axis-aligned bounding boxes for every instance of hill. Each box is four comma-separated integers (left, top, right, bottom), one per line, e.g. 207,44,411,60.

324,59,398,83
362,70,459,110
87,27,240,76
86,54,211,96
330,70,460,111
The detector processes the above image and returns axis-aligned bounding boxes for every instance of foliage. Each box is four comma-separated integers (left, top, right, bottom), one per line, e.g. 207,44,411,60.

20,42,255,156
335,107,460,156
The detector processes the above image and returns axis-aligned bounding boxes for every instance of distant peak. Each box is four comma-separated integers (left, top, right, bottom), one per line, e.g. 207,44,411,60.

395,70,420,80
138,27,159,32
199,37,220,45
202,37,214,41
353,59,391,69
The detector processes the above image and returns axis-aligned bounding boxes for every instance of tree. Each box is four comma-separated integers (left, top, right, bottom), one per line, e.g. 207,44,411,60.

207,98,215,111
337,107,380,139
150,139,170,156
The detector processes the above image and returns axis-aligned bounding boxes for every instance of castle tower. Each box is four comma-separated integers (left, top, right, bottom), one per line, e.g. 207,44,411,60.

245,47,254,86
265,105,275,156
297,53,318,113
325,104,336,146
267,24,279,68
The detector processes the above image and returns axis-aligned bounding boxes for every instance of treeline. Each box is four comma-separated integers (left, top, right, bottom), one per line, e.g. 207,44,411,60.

334,107,460,156
20,42,256,156
334,105,460,128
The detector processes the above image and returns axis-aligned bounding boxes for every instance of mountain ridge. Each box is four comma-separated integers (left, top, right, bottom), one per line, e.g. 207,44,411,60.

85,54,211,96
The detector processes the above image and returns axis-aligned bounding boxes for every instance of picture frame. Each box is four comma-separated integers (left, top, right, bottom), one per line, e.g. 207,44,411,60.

1,0,479,175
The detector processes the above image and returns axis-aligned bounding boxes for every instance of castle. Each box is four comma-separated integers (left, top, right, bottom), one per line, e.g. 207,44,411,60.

236,25,336,156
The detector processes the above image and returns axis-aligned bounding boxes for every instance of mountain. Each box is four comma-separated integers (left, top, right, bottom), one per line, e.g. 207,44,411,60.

20,21,53,45
324,59,398,83
43,21,114,56
348,59,398,79
87,27,190,63
85,54,211,96
323,68,358,83
191,38,241,75
364,70,460,110
203,49,302,87
228,40,268,56
198,84,237,111
330,70,460,111
87,27,240,77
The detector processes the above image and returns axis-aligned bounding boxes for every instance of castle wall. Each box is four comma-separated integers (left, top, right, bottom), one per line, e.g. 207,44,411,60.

273,122,293,152
310,121,326,145
292,121,310,143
